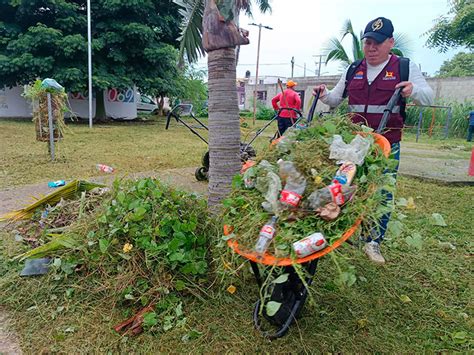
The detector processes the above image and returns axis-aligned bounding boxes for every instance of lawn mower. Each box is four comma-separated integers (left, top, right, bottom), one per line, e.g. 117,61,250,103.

165,103,309,182
227,88,401,340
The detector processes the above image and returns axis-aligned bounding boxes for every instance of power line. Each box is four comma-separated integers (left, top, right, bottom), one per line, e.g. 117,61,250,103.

237,63,288,66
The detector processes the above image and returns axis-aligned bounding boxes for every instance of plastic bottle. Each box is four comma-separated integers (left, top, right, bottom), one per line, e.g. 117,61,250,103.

96,164,115,173
278,161,307,208
48,180,66,188
243,166,257,189
293,232,328,258
333,162,357,185
307,181,357,210
255,216,278,254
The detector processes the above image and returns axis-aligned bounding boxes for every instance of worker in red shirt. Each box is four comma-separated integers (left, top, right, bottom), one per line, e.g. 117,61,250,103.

271,80,301,136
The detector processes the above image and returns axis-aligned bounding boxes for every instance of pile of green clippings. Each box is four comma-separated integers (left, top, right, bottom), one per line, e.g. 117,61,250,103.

222,115,398,259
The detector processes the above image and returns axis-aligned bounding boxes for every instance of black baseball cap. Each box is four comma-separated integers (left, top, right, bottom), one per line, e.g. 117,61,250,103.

361,17,394,43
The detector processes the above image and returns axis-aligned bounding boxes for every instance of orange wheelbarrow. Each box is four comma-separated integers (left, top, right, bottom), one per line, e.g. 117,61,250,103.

227,131,391,339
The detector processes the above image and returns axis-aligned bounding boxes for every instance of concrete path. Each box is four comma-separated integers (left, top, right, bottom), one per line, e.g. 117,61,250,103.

400,142,474,184
0,167,207,217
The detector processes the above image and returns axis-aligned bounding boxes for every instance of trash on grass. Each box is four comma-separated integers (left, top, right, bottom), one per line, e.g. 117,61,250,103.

96,164,115,173
20,258,51,276
48,180,66,188
114,304,155,336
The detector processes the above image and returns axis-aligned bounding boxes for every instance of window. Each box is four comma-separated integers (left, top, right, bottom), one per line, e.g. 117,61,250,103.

259,79,264,84
257,91,267,101
141,96,153,104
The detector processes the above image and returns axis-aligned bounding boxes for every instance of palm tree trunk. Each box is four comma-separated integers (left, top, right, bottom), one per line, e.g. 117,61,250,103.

207,47,241,211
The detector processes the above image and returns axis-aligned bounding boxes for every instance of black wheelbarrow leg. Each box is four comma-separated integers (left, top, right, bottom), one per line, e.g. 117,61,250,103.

252,259,319,340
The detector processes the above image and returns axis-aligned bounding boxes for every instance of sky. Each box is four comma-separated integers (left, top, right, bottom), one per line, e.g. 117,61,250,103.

196,0,461,78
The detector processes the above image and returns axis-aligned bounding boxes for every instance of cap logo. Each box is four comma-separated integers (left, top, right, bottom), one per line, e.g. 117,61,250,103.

372,19,384,31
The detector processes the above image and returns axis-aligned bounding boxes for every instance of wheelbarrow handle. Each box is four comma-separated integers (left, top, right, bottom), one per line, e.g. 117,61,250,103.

376,87,402,134
307,90,320,124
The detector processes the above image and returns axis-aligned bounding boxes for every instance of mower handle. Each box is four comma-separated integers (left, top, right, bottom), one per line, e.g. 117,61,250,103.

376,87,402,134
307,90,320,124
275,107,303,118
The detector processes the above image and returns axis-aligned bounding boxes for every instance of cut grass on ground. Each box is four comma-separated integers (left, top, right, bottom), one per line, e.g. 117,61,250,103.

0,176,472,352
0,117,272,189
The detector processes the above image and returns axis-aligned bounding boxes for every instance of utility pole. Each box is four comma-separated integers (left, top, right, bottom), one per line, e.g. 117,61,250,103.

87,0,93,128
313,54,325,77
291,56,295,78
249,23,273,125
304,63,306,77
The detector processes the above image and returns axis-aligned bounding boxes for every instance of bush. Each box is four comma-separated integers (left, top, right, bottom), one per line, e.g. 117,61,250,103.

256,102,275,120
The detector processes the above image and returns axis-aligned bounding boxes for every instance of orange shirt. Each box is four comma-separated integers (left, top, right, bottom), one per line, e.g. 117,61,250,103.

271,89,301,118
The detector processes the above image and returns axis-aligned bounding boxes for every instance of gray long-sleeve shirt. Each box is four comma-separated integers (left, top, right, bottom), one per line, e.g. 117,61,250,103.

320,56,434,107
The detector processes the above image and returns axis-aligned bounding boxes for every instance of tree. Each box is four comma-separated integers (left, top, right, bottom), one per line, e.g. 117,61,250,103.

324,19,411,67
179,65,208,112
425,0,474,52
0,0,182,119
174,0,270,210
437,52,474,77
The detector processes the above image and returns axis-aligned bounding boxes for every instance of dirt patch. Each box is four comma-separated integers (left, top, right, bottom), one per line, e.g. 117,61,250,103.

0,308,22,354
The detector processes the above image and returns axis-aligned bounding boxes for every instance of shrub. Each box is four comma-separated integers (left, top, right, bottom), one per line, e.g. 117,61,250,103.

405,99,473,138
256,102,275,120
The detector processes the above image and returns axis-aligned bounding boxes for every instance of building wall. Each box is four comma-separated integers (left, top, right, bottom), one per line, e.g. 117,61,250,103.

244,75,474,113
426,76,474,102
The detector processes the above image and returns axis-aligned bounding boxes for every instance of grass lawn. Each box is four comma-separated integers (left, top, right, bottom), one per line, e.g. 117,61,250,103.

0,117,273,189
0,176,472,352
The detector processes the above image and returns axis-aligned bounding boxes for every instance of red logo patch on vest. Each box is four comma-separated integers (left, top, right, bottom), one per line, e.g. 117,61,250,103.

354,71,364,80
383,71,396,80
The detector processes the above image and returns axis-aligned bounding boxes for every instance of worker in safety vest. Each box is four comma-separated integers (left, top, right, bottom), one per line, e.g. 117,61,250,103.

271,80,301,137
313,17,434,264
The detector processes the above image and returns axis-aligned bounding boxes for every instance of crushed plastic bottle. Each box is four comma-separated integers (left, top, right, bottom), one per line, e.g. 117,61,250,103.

293,232,328,258
278,160,307,208
307,181,357,210
329,134,371,166
333,162,357,185
255,216,278,254
243,166,257,189
96,164,115,173
256,171,282,213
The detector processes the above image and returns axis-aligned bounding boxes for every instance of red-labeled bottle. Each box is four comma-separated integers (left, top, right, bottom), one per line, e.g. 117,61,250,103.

278,161,307,208
255,216,278,254
307,181,356,210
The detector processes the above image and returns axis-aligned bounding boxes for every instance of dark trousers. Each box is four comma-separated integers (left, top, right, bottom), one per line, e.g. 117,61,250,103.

276,117,295,137
368,142,401,244
467,125,474,142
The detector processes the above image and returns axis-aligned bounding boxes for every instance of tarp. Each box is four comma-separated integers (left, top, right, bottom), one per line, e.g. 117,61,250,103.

0,86,33,117
67,91,96,119
0,86,137,120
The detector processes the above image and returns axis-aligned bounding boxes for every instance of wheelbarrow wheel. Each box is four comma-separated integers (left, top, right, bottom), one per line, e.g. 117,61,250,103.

263,281,298,326
239,143,256,162
202,151,210,170
195,167,208,181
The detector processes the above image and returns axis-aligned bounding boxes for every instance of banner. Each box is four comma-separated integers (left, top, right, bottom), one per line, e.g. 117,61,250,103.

104,88,137,120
